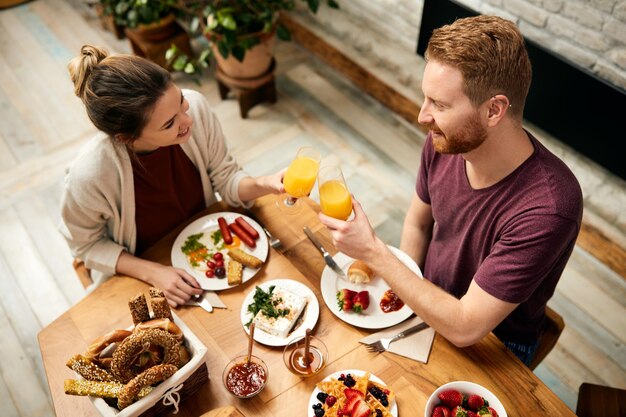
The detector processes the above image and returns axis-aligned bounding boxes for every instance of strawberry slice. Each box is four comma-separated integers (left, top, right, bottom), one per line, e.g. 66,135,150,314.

351,399,372,417
344,388,364,399
337,289,357,312
352,290,370,313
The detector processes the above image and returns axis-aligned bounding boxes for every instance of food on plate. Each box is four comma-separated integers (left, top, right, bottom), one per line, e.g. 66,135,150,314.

66,354,115,382
111,328,181,383
150,296,173,321
63,379,153,399
432,389,499,417
337,289,370,314
129,293,150,325
117,364,178,410
227,247,263,268
64,288,185,410
229,222,256,248
218,216,233,244
224,358,267,398
227,260,243,285
235,216,260,239
379,289,404,313
348,260,374,284
246,285,308,338
312,372,395,417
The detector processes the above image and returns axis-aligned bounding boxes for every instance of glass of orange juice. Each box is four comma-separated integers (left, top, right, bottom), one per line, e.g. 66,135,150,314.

278,147,321,213
318,165,352,220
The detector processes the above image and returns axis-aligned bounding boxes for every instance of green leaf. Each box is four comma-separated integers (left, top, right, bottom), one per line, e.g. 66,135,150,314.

199,49,211,63
221,15,237,31
327,0,339,8
190,16,200,33
165,46,176,61
172,56,187,71
307,0,320,13
217,41,229,59
184,62,195,74
232,45,245,62
276,24,291,41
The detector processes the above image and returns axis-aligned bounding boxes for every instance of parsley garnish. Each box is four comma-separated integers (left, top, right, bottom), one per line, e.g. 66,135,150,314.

245,285,290,327
181,233,205,255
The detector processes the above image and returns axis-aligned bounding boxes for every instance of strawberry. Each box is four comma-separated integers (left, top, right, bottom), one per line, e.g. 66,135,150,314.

438,389,465,409
337,289,356,312
340,388,364,415
344,388,364,399
467,395,485,411
432,405,452,417
467,412,478,417
352,291,370,313
351,399,372,417
487,407,498,417
452,406,468,417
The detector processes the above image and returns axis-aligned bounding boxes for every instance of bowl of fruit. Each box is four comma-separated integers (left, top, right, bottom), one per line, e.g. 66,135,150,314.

425,381,506,417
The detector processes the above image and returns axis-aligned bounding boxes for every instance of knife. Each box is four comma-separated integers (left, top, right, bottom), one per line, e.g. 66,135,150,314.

303,226,346,277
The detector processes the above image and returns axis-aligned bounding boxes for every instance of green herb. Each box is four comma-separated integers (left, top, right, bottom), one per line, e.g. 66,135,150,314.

210,229,225,250
245,285,290,327
181,233,205,255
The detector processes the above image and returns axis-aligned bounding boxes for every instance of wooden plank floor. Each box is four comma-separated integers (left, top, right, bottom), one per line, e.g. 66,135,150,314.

0,1,624,416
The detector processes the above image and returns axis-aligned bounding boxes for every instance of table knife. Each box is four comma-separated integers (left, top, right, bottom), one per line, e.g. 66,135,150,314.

303,226,346,277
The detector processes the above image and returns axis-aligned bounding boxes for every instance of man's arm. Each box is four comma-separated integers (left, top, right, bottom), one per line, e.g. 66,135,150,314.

320,197,518,347
400,194,434,270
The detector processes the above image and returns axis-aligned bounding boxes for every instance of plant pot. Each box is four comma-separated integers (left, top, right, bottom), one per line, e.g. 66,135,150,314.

127,13,177,42
209,31,276,79
94,4,124,39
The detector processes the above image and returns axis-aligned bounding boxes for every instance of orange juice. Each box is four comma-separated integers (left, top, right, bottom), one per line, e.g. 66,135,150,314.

283,156,319,198
319,180,352,220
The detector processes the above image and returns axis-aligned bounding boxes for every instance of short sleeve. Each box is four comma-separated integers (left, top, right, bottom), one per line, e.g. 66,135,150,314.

416,134,433,204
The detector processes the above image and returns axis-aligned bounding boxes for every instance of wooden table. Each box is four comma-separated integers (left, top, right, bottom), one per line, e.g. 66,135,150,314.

38,195,575,417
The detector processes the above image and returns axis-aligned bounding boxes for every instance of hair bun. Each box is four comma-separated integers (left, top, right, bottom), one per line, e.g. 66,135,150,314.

68,44,109,98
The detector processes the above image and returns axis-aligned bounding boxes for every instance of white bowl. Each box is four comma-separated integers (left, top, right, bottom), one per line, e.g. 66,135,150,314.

424,381,507,417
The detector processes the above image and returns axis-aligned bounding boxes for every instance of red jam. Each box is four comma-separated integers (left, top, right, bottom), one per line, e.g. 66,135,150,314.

225,361,266,397
380,289,404,313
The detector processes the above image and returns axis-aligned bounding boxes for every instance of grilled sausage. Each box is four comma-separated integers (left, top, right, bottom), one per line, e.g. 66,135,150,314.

235,216,260,240
218,217,233,244
228,223,256,248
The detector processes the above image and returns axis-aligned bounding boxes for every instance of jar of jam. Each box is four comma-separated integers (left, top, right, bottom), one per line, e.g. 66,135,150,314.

222,354,268,398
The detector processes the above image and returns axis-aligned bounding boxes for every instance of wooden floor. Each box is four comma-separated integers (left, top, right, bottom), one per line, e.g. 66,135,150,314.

0,1,624,416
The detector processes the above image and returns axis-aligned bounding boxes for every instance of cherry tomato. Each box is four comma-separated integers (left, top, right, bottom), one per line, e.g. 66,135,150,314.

205,269,215,278
215,267,225,278
206,260,216,269
215,259,224,268
213,252,224,261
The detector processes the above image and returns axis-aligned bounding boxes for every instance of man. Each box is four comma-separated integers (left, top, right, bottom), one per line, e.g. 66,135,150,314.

320,15,582,366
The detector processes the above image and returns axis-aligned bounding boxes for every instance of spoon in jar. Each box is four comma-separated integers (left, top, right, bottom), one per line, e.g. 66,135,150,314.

247,322,255,364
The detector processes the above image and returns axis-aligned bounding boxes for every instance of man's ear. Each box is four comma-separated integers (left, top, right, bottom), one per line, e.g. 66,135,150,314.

486,94,510,127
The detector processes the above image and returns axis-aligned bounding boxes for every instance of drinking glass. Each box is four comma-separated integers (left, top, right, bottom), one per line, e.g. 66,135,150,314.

282,335,328,377
278,147,321,213
318,165,353,220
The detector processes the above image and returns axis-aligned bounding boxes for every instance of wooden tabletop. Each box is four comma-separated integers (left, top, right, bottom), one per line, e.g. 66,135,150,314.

38,195,575,417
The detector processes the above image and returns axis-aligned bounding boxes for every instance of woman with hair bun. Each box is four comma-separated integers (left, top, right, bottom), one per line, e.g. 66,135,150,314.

61,45,285,307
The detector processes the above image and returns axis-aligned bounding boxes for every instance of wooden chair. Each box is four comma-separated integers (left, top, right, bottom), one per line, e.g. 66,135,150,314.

529,306,565,370
72,258,93,289
576,382,626,417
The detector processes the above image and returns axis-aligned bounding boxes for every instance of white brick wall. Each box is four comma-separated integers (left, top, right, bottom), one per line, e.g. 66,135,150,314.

301,0,626,90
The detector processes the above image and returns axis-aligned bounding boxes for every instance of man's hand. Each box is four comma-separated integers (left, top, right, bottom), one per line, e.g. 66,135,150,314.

318,196,383,263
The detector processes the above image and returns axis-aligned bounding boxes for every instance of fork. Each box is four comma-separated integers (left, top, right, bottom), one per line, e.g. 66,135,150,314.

364,322,430,353
244,209,282,250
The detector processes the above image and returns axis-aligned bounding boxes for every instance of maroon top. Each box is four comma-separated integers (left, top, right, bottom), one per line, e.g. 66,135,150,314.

132,145,205,254
416,132,582,343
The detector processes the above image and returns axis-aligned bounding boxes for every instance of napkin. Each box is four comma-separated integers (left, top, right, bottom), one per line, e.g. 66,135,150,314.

359,316,435,363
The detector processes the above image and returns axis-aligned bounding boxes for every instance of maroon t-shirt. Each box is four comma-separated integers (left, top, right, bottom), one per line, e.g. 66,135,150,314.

416,132,582,343
132,145,205,254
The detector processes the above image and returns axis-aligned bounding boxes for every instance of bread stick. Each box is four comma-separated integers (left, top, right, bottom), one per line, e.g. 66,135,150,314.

227,260,243,285
64,379,152,398
66,354,115,382
128,293,150,325
150,297,173,321
227,248,263,268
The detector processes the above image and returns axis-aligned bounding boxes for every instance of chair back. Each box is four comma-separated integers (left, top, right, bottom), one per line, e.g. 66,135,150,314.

72,258,93,289
529,306,564,370
576,382,626,417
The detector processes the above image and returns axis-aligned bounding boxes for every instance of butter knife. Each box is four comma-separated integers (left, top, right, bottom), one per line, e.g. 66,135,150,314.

303,226,346,277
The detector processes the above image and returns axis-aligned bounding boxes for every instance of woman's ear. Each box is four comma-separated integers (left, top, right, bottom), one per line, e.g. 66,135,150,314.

486,94,510,127
114,133,134,146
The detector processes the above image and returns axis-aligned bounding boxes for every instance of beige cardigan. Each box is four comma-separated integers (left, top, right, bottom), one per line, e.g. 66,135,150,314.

60,89,249,287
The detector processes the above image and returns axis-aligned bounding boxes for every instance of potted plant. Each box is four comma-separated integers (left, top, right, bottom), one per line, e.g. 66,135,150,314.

102,0,181,41
167,0,339,76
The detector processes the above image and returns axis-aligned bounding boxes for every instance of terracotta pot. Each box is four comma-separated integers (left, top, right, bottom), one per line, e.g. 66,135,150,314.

210,31,276,79
128,14,177,42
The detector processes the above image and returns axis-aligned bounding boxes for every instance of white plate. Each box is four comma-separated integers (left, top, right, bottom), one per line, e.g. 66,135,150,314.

171,212,268,291
308,369,398,417
320,246,421,329
240,279,320,347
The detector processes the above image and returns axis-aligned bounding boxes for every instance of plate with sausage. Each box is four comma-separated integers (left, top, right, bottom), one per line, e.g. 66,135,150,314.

171,212,268,291
320,246,420,329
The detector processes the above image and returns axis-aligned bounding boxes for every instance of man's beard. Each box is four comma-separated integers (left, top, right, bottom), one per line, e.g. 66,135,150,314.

428,113,487,154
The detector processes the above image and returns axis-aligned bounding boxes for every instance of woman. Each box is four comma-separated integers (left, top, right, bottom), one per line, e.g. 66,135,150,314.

61,45,284,307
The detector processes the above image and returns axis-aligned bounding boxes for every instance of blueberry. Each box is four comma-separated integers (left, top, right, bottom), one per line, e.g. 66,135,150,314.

312,403,322,410
375,410,383,417
314,408,325,417
316,392,328,403
343,374,356,387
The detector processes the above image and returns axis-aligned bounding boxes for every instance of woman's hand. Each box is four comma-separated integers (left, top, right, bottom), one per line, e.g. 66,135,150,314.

148,265,204,307
116,252,203,307
238,168,286,202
